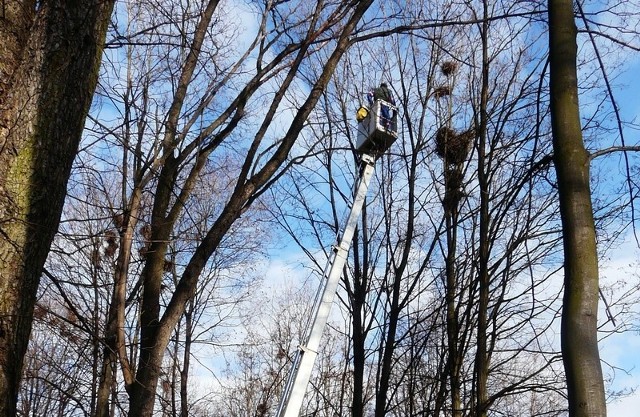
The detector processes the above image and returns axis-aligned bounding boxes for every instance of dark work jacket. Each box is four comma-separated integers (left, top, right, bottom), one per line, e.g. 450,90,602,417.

373,85,394,104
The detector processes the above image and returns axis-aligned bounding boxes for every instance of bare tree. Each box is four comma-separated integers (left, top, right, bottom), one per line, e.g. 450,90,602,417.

47,0,378,413
548,0,607,415
11,1,639,415
267,2,581,416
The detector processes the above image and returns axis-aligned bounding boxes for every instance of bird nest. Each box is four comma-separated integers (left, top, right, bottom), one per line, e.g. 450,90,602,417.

432,86,452,99
441,61,458,76
104,230,118,258
435,126,474,165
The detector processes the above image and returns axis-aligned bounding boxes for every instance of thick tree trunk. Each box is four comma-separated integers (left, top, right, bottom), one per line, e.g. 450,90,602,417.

0,1,114,415
548,1,607,416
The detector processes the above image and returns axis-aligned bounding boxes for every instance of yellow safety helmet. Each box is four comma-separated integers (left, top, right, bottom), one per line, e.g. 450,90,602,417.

356,106,369,122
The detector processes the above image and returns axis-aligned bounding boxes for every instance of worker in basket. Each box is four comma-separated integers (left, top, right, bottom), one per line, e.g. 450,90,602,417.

367,83,395,131
373,82,394,105
355,83,399,155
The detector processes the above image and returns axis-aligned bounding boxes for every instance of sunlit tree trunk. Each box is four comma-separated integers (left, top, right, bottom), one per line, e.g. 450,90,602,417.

548,1,607,416
95,180,142,416
0,1,114,414
95,47,146,417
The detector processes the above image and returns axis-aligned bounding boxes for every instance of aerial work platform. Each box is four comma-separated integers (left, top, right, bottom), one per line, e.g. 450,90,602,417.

275,95,398,417
356,99,398,155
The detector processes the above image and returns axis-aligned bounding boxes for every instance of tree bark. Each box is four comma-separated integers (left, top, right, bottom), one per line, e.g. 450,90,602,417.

180,303,193,417
96,189,142,417
350,233,367,417
474,1,490,416
445,206,462,417
548,1,607,416
0,1,114,414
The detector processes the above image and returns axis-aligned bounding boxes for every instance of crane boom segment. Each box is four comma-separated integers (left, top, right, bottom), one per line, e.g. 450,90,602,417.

275,153,376,417
276,95,398,417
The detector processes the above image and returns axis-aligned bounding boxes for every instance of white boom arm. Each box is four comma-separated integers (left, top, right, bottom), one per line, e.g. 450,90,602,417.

275,153,376,417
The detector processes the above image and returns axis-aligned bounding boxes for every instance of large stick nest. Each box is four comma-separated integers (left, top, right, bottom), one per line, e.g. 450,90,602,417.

435,126,474,164
441,61,458,76
432,85,452,98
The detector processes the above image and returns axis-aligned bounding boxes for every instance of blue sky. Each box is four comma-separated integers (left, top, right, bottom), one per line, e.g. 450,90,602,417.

82,0,640,413
599,231,640,416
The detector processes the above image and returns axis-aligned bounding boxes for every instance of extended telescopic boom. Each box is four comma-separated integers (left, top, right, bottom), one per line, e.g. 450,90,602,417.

275,98,397,417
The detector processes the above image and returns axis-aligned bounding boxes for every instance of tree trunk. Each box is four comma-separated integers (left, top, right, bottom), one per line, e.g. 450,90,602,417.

445,207,462,417
96,192,141,417
375,152,417,417
474,1,490,416
548,1,607,416
0,1,114,415
180,303,194,417
350,233,367,417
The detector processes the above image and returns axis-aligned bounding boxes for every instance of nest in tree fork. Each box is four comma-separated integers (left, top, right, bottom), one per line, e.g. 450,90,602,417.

432,85,452,98
441,61,458,76
104,229,119,258
435,126,474,165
